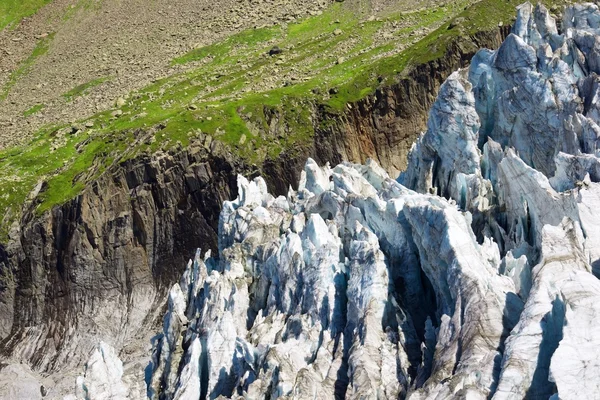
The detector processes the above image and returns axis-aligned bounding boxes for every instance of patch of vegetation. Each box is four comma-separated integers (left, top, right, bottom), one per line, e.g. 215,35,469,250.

23,104,44,117
172,25,282,65
0,0,573,240
0,0,52,30
1,33,55,99
63,77,110,101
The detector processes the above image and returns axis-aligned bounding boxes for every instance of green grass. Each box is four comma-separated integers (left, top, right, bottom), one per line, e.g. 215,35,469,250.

172,25,282,65
0,0,573,240
0,0,52,30
63,77,110,101
1,32,54,99
0,123,131,239
23,104,44,117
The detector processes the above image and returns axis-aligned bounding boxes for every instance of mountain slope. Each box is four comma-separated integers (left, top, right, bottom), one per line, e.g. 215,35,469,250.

0,0,466,147
0,0,567,241
5,2,599,399
0,1,593,399
0,2,515,380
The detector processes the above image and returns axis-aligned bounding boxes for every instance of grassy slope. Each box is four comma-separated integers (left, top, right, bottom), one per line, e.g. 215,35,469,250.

62,77,111,102
0,0,570,239
23,103,44,116
1,32,55,99
0,0,52,30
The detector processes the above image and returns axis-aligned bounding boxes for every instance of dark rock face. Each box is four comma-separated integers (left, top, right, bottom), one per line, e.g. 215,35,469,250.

0,26,509,374
312,27,509,178
0,141,245,371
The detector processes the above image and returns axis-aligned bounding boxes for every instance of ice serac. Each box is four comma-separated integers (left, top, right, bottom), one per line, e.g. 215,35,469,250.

60,2,600,399
400,2,600,399
73,342,132,400
147,156,527,399
492,219,599,400
401,69,489,212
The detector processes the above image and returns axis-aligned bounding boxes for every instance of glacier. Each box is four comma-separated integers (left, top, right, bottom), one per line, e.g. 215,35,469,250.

12,1,600,399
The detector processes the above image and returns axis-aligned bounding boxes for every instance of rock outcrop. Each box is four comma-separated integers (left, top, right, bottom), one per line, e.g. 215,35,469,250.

312,26,509,178
0,140,246,396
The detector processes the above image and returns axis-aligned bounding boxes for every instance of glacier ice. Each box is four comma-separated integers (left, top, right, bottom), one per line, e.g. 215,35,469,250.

148,159,524,399
73,342,131,400
146,143,600,400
